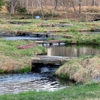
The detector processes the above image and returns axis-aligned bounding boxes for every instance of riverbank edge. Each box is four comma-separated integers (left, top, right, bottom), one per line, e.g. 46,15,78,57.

0,82,99,100
55,55,100,83
1,30,100,46
0,39,46,74
0,28,100,35
0,29,100,74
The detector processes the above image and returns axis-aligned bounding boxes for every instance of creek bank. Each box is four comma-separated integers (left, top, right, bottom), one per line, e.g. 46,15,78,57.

0,28,100,36
55,55,100,83
0,39,46,73
0,82,99,100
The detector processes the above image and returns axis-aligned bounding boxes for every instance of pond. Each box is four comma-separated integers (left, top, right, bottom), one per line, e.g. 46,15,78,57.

47,45,100,57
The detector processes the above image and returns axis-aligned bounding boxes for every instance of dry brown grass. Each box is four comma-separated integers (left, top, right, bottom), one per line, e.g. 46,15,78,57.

55,56,100,83
85,6,100,13
0,54,30,73
1,6,8,12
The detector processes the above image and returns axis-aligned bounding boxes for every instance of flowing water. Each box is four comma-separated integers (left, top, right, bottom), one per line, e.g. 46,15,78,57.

3,36,46,40
0,45,100,95
1,35,100,95
0,66,69,95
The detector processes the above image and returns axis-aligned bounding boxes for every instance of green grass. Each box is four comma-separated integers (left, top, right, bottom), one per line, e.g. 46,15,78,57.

0,17,99,32
0,83,100,100
0,39,46,73
0,39,46,58
18,66,31,73
0,17,100,45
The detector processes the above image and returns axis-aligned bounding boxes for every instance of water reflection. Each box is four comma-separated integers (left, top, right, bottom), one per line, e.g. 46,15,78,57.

47,45,100,57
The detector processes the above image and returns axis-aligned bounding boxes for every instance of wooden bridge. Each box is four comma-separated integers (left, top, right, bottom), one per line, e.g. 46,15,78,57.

31,56,75,68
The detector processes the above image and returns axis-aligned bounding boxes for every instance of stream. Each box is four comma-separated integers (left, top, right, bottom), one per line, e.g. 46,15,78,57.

47,45,100,57
0,45,100,95
0,67,68,95
0,35,100,95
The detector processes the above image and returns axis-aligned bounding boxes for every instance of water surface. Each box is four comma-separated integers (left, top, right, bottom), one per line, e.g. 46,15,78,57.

3,36,46,40
47,45,100,57
0,66,68,95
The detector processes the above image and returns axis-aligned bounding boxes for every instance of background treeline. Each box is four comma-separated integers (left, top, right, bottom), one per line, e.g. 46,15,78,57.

0,0,100,20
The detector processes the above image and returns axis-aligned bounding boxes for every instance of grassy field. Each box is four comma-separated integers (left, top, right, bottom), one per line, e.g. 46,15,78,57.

0,82,100,100
0,13,100,32
0,14,100,45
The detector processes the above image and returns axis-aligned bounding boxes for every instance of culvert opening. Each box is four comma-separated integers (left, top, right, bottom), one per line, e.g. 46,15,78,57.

31,63,60,74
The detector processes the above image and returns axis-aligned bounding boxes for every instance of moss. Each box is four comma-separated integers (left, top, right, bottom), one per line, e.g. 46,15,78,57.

0,69,4,74
46,38,52,41
59,73,69,80
18,66,31,73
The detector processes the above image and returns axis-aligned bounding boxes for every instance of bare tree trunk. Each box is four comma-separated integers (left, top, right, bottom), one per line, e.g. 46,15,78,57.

79,0,82,14
10,0,18,15
36,0,44,19
92,0,95,6
10,0,14,14
71,0,77,13
54,0,58,9
32,0,34,18
26,0,29,9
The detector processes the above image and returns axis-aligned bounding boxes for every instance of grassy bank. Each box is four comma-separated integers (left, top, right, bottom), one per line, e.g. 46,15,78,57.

0,17,100,45
0,39,46,73
65,30,100,45
0,15,100,32
0,82,100,100
55,55,100,83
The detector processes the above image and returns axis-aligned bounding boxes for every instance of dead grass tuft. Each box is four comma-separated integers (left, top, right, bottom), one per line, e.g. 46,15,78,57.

1,6,8,12
55,56,100,83
0,54,30,73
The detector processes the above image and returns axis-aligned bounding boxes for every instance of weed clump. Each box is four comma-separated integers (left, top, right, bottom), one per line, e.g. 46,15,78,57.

55,55,100,83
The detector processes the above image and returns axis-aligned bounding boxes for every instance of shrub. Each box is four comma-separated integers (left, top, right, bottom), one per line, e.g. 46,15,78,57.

17,6,27,14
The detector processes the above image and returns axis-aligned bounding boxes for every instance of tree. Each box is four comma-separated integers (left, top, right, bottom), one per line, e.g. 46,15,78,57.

71,0,77,13
10,0,18,14
0,0,4,10
92,0,95,6
79,0,82,14
54,0,58,9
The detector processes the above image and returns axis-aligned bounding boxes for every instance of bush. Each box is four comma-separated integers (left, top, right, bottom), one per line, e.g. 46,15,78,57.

17,6,27,14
